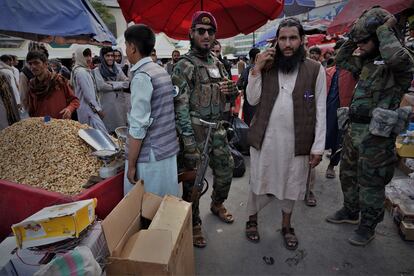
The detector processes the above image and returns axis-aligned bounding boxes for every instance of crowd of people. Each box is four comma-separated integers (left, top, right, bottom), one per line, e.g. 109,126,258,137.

1,7,413,251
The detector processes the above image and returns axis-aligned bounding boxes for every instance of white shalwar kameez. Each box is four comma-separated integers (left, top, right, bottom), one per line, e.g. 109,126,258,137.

246,64,327,215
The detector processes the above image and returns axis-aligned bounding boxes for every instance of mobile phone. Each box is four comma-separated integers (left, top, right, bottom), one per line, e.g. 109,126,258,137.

265,39,277,49
263,40,276,70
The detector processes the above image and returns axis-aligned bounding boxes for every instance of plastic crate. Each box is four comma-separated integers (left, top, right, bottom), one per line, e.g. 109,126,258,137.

0,172,124,242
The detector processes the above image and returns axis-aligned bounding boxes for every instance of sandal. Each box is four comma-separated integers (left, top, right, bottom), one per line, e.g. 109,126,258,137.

246,220,260,243
326,168,335,179
193,224,207,248
210,203,234,223
281,227,298,250
305,191,317,207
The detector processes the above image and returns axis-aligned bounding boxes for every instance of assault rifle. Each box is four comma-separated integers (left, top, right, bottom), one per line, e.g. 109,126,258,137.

190,119,218,202
177,119,227,202
178,119,217,202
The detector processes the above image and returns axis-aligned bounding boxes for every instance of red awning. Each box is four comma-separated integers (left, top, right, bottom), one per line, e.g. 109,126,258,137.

118,0,284,40
328,0,414,35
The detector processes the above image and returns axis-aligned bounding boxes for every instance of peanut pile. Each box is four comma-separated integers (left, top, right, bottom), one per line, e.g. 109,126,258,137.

0,118,102,195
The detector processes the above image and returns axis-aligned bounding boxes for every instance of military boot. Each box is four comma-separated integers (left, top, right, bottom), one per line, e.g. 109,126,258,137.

348,226,375,246
326,207,359,224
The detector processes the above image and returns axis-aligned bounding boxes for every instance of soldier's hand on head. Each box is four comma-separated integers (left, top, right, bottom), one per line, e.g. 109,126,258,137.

383,15,397,28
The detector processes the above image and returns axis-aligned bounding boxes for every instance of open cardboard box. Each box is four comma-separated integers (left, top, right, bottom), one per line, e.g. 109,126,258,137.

102,181,194,275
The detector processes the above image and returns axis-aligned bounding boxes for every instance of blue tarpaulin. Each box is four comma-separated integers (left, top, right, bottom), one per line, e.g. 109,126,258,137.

254,28,278,48
253,21,328,47
283,0,315,17
0,0,115,45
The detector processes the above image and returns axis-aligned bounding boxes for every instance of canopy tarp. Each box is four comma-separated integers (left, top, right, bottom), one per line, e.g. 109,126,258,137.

0,0,115,45
117,0,284,40
328,0,414,34
253,19,331,47
282,0,315,17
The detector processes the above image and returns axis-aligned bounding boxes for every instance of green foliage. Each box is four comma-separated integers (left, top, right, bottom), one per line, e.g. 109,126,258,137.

90,1,117,36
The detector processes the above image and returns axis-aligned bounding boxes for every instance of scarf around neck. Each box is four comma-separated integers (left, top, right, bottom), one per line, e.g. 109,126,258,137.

28,71,63,116
99,52,119,81
29,71,57,99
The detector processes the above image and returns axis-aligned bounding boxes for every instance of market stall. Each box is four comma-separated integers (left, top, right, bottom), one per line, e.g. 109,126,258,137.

0,118,124,241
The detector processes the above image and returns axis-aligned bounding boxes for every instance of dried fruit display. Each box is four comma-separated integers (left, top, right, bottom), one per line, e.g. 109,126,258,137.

0,118,102,195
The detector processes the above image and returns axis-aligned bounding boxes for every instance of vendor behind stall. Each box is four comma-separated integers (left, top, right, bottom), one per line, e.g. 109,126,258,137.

26,51,80,119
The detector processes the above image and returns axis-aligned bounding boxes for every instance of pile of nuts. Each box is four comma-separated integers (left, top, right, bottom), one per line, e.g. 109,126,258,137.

0,118,102,195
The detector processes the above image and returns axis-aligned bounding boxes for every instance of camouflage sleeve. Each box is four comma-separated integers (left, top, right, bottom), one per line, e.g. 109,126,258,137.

171,59,195,138
217,61,239,104
377,25,414,88
335,39,362,75
218,61,230,79
227,83,239,105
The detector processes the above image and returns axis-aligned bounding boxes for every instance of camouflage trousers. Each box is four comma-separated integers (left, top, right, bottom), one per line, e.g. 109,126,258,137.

340,123,397,230
182,122,234,225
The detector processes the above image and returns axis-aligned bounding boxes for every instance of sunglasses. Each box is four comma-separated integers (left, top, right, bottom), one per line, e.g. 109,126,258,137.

355,37,371,44
193,27,216,36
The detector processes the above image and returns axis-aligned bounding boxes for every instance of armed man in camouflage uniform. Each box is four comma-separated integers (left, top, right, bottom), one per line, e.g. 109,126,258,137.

326,7,414,246
172,11,238,248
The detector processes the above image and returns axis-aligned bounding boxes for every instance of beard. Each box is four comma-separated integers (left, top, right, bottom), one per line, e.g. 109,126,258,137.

359,47,380,60
190,38,211,56
274,44,306,74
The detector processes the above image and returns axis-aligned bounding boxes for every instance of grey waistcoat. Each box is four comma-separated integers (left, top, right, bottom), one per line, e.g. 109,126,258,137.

127,61,179,163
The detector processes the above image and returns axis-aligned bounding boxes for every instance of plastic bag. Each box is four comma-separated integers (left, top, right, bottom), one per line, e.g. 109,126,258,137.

337,107,349,131
34,246,101,276
230,144,246,177
231,116,249,155
369,107,398,137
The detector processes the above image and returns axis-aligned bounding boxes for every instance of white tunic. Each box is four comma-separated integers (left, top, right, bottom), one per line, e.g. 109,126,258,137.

246,63,326,214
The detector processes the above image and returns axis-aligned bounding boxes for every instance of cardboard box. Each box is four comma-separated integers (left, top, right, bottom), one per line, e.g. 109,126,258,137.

396,141,414,158
102,182,194,275
400,221,414,241
12,199,96,248
397,203,414,223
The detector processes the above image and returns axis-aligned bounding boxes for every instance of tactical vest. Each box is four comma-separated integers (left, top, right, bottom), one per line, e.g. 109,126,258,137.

350,57,405,123
181,54,227,121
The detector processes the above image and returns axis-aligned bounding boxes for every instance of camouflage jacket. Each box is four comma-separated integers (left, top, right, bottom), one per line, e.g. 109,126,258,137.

172,50,237,138
336,25,414,120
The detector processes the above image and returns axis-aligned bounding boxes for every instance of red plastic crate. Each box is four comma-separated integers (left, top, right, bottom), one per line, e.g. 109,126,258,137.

0,172,124,242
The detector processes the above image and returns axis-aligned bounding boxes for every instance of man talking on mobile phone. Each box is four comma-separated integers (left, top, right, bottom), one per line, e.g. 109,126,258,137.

244,17,327,250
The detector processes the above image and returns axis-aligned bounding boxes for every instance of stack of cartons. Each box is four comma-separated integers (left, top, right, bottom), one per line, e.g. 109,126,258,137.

394,202,414,241
0,221,109,275
385,178,414,241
